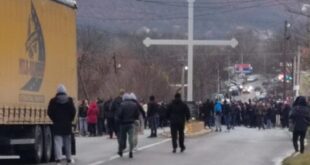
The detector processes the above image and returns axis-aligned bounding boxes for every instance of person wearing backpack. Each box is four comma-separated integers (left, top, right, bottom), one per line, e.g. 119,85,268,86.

214,99,222,132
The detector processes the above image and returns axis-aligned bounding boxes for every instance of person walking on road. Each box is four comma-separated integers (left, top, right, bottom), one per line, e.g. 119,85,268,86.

104,97,116,139
129,93,146,150
201,99,211,128
290,96,310,154
78,99,88,136
87,101,99,137
266,104,273,129
97,98,106,136
111,90,125,138
167,93,190,153
147,96,159,138
222,100,232,131
48,84,76,165
256,103,265,130
214,99,222,132
117,93,140,158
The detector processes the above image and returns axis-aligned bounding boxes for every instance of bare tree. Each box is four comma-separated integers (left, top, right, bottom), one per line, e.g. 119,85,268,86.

77,25,110,100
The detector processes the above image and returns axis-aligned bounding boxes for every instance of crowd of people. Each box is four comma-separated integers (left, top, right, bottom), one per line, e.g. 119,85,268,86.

199,97,310,154
47,84,310,164
199,99,292,132
77,91,298,156
76,90,190,158
77,91,170,139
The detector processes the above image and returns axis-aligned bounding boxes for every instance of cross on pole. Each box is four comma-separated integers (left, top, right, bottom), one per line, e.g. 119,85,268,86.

143,0,238,101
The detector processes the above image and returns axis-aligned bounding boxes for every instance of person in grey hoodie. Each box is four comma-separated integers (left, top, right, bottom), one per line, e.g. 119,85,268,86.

117,93,140,158
48,84,76,164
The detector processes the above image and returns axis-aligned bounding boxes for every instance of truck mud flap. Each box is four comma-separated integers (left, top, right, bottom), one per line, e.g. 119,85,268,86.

0,137,10,146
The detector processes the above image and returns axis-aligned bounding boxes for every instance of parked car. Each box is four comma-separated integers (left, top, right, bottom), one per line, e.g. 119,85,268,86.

229,85,240,96
242,85,253,94
254,86,262,92
247,75,258,82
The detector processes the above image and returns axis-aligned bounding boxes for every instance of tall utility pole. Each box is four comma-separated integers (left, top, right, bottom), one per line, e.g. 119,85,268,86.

181,66,186,100
112,53,117,74
283,20,290,101
296,47,301,97
217,63,220,94
241,52,244,65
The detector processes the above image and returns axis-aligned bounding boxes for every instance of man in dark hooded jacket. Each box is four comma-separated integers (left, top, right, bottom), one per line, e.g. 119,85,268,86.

117,93,139,158
290,96,310,153
111,90,125,137
104,97,116,139
167,93,190,153
48,84,76,164
147,96,159,138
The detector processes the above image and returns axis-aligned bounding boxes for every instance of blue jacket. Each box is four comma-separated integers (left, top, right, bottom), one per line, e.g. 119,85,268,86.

214,101,222,113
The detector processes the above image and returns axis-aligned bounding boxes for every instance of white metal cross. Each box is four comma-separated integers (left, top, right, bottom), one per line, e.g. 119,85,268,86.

143,0,238,101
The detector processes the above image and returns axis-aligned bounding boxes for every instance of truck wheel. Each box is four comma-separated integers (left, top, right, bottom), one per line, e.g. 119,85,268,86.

21,125,44,163
43,126,52,162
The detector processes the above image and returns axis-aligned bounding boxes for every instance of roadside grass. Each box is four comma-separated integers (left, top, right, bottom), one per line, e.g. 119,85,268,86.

282,153,310,165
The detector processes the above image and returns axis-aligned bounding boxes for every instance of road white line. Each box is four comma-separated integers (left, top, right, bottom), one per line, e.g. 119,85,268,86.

88,139,171,165
137,139,171,151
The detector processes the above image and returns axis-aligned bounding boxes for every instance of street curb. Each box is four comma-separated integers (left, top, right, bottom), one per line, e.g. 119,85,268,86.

160,128,212,138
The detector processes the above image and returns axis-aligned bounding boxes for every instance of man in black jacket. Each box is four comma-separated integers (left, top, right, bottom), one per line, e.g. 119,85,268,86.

167,93,190,153
223,100,232,131
48,84,76,164
97,98,105,136
147,96,159,138
201,99,214,128
290,96,310,153
117,93,140,158
104,97,116,139
111,90,125,137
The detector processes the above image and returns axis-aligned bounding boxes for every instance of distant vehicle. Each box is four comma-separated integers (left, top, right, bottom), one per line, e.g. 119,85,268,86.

229,85,239,92
242,85,253,94
211,93,226,102
262,80,269,86
231,90,239,96
247,75,258,82
257,92,267,100
242,89,250,94
229,85,239,96
254,86,262,92
229,80,244,90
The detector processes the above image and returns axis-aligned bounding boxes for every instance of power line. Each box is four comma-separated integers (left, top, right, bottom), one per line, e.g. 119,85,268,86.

79,1,295,22
136,0,293,9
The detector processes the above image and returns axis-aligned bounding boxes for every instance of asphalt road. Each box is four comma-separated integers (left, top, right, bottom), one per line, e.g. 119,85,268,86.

0,127,294,165
101,127,293,165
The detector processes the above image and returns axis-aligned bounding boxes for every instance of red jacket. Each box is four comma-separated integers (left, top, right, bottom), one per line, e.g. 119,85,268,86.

87,102,99,124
